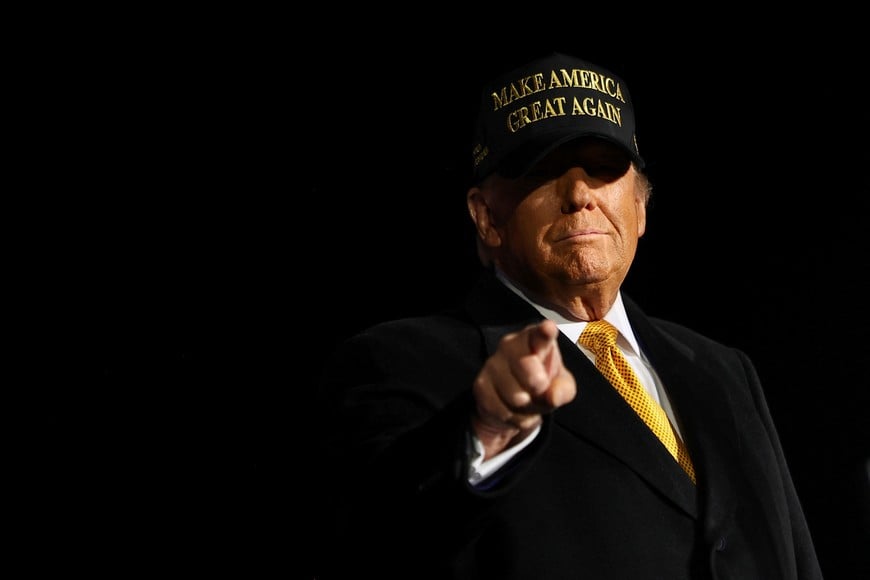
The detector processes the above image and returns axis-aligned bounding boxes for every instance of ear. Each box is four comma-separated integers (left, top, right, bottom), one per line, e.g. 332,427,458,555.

467,186,502,248
635,193,647,238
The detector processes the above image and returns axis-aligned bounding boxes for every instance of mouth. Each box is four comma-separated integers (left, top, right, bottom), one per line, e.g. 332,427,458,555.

554,228,606,243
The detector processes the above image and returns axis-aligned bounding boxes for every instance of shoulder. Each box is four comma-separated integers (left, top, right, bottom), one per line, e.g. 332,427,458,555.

647,317,730,349
357,307,476,343
624,295,753,371
336,307,482,368
623,294,742,353
322,308,485,399
644,315,760,383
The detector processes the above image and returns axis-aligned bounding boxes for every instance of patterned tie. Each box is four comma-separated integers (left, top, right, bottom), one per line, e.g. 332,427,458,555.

579,320,696,483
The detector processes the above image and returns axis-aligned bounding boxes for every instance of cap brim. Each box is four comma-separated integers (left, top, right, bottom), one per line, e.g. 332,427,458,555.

497,131,645,179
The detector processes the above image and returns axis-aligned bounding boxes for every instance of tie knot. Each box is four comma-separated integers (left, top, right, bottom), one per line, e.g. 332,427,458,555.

579,320,618,352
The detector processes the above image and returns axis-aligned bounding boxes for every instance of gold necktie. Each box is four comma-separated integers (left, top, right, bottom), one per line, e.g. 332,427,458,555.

579,320,696,483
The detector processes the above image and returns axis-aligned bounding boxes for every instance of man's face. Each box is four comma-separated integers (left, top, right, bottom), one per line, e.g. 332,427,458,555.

479,138,647,296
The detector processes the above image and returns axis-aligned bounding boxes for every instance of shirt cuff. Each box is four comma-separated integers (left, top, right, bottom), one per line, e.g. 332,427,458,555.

467,425,542,485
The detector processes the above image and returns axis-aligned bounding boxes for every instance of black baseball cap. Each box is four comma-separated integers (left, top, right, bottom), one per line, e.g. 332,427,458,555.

471,52,644,182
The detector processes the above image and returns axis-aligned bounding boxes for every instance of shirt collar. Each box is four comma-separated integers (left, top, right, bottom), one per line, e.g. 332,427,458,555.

495,269,642,357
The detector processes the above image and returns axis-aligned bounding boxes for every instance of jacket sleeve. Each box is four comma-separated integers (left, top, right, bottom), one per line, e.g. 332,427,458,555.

738,350,824,580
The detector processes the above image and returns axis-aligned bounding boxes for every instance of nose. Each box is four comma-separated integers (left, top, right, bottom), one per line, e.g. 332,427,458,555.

559,167,595,214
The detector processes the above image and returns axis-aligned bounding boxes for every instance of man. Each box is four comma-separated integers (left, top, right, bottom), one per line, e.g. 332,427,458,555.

315,52,823,579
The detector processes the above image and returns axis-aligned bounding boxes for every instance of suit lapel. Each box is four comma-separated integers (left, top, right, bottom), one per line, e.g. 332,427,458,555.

626,298,741,531
556,330,699,517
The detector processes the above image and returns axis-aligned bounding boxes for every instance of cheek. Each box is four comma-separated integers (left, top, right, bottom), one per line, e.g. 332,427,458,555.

494,186,538,223
499,209,550,256
510,196,556,237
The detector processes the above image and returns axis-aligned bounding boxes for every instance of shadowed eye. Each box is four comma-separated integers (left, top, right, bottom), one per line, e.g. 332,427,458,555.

520,138,632,184
583,160,630,181
524,156,629,183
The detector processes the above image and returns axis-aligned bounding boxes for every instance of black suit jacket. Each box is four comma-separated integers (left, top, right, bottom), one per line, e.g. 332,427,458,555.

316,268,823,579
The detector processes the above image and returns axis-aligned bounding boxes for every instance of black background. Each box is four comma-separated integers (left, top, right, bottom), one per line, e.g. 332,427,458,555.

32,13,868,579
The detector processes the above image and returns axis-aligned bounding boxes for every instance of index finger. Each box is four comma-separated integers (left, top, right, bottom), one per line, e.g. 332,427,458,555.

527,319,559,355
